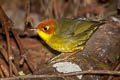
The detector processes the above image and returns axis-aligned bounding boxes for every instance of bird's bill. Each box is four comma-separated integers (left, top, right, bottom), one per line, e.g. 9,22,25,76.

30,28,37,31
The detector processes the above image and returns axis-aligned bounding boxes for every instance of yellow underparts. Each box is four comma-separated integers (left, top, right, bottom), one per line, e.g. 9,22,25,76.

37,29,53,42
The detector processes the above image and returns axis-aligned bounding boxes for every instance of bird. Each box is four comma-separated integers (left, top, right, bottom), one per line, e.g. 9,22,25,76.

33,18,104,62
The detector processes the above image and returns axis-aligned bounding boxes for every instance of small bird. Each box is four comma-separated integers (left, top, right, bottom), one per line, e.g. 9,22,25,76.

34,18,104,62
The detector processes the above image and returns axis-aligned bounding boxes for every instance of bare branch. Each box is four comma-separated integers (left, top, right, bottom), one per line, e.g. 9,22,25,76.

1,70,120,80
0,5,14,76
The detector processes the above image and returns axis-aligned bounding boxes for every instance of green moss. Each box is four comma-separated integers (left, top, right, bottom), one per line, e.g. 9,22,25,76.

90,56,110,69
96,63,110,69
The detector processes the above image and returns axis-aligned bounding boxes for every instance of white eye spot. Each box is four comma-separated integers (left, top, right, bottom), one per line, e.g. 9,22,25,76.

43,26,50,31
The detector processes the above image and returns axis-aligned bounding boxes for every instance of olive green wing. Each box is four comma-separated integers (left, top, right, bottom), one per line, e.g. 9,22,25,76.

74,20,102,36
71,19,104,50
55,18,103,38
55,18,79,38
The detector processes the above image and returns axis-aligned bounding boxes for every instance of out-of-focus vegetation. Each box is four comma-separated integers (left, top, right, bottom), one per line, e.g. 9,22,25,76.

0,0,118,30
0,0,118,20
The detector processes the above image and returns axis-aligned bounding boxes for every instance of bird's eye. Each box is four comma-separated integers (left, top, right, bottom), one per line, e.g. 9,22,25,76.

43,26,49,31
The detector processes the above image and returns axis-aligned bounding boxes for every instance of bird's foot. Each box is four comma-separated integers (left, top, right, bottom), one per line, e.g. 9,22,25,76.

48,53,74,64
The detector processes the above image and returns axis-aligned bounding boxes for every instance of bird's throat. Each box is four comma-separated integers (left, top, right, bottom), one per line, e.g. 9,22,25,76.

37,29,52,42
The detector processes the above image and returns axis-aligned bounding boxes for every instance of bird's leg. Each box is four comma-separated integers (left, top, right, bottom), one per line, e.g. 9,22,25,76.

49,48,83,64
64,49,82,59
49,53,66,62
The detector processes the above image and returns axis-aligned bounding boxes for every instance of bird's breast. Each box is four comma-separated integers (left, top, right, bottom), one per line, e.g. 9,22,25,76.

47,37,74,52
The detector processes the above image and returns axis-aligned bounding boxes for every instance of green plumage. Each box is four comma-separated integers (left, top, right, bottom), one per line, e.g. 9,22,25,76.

46,18,103,52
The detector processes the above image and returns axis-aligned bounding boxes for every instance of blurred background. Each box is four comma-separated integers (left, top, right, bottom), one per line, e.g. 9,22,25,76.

0,0,118,30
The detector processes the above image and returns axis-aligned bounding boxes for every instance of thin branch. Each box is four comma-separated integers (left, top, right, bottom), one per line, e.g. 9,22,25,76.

0,2,35,75
107,60,120,80
0,45,19,76
1,70,120,80
0,66,4,77
11,30,35,73
53,0,59,18
0,6,14,77
26,0,30,18
24,0,33,30
0,45,9,62
0,58,9,77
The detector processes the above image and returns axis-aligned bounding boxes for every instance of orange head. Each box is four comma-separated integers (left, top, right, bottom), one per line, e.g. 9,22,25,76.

37,19,55,42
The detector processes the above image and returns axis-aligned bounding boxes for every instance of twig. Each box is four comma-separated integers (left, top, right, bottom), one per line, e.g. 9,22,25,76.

0,58,9,77
0,2,35,75
107,60,120,80
46,0,54,18
26,0,30,18
0,6,14,76
73,0,80,17
0,66,4,77
24,0,33,31
16,0,35,73
12,30,35,73
53,0,59,18
1,70,120,80
0,45,9,62
0,45,19,76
